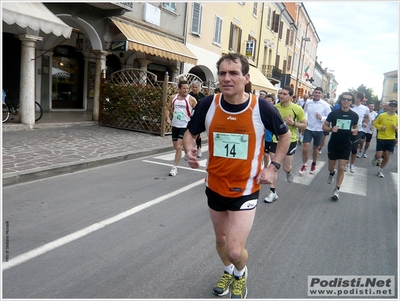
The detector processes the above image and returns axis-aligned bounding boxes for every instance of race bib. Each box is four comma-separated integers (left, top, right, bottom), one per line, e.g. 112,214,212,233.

213,132,248,159
173,111,185,121
336,118,351,130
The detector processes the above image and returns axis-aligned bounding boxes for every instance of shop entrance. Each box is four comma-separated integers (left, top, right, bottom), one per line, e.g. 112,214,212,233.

52,46,84,109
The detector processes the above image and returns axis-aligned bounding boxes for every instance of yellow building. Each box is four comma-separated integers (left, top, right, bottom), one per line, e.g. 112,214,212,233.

381,70,398,103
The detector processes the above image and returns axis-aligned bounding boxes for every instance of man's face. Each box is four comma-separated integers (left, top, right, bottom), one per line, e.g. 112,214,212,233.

303,94,309,100
388,104,397,112
218,59,249,97
340,95,353,109
191,84,200,94
259,92,267,98
313,90,322,100
353,94,362,104
278,89,292,104
368,103,375,112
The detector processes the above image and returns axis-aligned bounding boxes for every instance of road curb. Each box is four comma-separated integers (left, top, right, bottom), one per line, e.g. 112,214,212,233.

2,146,175,187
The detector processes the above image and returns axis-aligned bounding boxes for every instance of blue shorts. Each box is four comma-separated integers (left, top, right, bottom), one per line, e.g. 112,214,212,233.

303,129,324,147
376,139,396,153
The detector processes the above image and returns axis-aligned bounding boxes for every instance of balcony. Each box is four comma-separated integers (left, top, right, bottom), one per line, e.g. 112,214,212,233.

87,2,133,11
262,65,282,81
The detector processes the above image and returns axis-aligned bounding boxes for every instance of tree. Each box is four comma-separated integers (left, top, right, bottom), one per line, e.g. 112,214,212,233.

348,84,379,103
348,84,379,109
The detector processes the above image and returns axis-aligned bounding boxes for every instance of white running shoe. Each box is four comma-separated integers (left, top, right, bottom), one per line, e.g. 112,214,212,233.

264,191,278,203
356,150,362,158
344,163,349,172
377,170,384,178
169,166,178,176
362,152,368,158
197,148,202,158
350,164,355,173
286,171,294,183
332,188,340,201
299,164,307,175
327,169,337,184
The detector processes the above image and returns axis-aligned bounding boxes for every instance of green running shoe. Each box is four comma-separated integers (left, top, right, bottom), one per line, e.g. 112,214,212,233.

212,271,233,296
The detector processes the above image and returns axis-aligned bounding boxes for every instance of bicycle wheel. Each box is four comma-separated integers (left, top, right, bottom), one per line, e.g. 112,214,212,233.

35,101,43,122
2,102,10,123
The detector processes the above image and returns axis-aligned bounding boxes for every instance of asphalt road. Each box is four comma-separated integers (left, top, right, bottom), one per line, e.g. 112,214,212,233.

2,144,398,299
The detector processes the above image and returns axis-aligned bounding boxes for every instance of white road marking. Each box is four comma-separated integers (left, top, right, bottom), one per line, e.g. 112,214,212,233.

340,167,368,196
391,172,398,193
293,160,326,185
2,179,205,271
142,160,207,173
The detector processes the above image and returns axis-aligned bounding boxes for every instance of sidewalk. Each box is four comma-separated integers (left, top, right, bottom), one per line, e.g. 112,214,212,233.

2,123,184,186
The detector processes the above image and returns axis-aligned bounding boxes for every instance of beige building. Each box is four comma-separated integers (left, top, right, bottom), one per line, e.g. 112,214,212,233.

381,70,398,103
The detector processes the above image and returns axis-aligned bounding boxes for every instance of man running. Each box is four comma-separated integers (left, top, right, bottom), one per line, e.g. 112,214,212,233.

189,80,206,158
165,80,197,176
299,87,332,175
183,53,291,298
323,92,358,200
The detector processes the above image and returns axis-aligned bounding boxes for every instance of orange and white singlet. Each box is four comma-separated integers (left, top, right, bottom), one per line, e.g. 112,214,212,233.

205,93,265,198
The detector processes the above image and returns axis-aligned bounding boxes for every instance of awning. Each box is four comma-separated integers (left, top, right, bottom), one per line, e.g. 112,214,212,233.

2,2,72,38
248,65,278,94
111,19,197,65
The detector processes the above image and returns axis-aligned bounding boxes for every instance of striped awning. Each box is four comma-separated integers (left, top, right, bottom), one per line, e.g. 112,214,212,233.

111,19,197,65
2,2,72,38
248,65,278,94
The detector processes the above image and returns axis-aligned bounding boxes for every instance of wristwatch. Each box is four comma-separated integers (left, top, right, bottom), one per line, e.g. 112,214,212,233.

270,161,281,170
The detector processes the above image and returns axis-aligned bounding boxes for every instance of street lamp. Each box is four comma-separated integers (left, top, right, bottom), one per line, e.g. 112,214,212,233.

294,37,311,97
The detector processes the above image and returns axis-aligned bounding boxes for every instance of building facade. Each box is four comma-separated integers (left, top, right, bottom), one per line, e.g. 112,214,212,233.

381,70,398,103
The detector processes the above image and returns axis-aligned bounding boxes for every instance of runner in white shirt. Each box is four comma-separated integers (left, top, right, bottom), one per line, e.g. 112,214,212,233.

299,87,332,175
359,102,378,158
345,91,369,173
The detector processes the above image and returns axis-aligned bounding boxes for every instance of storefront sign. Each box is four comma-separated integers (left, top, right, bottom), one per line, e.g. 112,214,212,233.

110,41,127,51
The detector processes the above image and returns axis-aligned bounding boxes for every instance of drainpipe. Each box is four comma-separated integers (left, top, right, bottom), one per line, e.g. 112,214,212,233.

256,3,265,67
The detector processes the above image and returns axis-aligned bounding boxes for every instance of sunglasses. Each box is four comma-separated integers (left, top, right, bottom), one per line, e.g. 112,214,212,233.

341,98,352,101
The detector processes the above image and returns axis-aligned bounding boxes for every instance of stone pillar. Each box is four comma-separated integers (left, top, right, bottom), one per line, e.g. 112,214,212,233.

138,59,151,85
170,64,180,82
19,34,43,127
92,50,109,121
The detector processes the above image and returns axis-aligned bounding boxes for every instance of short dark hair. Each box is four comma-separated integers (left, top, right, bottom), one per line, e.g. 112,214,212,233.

178,80,188,89
355,91,365,100
339,92,354,104
314,87,323,93
282,86,294,96
265,93,275,102
216,52,249,76
388,100,398,106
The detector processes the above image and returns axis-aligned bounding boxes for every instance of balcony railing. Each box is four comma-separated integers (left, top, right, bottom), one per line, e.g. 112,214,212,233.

87,2,133,11
262,65,282,81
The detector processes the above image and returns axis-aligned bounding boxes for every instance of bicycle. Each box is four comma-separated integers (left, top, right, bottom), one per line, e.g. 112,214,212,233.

2,90,43,123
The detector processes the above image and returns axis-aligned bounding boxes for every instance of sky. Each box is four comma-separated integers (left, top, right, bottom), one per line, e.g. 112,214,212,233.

303,1,398,98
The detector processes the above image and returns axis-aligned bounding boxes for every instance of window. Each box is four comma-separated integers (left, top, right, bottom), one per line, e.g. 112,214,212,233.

229,22,242,53
162,2,176,12
253,2,258,16
278,21,283,39
287,55,292,71
289,29,294,46
393,83,398,92
285,29,290,45
246,35,257,61
266,7,271,28
272,11,280,33
191,2,202,35
213,15,223,46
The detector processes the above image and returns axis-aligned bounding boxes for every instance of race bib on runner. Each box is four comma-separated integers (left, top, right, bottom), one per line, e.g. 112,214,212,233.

213,132,248,159
336,118,351,130
173,111,185,121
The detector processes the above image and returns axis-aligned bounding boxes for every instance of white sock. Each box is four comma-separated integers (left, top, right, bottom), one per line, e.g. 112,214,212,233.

233,266,246,277
224,264,234,274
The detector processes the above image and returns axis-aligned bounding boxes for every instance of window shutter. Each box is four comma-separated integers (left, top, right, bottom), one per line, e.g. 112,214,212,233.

267,7,271,27
289,30,294,46
213,16,222,45
285,29,290,45
229,22,234,51
191,3,202,35
282,60,287,73
287,56,292,70
275,55,280,68
273,12,280,33
278,21,283,39
237,28,242,53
